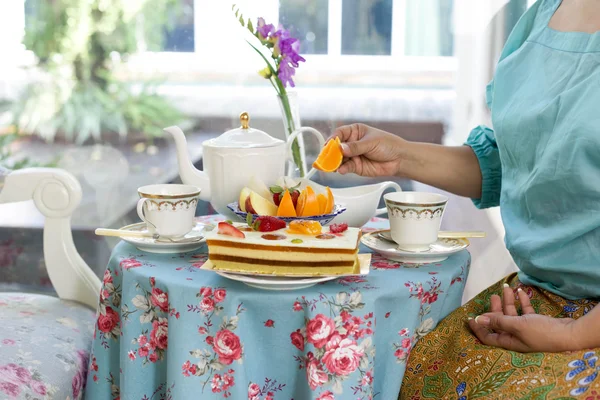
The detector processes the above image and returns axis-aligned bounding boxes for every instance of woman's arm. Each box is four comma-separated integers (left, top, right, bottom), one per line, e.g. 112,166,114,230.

398,142,483,199
573,303,600,349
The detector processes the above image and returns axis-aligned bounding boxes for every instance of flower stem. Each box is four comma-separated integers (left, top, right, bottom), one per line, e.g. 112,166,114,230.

275,82,305,177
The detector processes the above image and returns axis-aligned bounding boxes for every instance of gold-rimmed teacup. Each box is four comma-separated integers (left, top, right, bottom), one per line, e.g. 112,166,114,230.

137,184,201,238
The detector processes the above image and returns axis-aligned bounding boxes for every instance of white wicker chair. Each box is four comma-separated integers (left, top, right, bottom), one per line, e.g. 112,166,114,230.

0,167,101,399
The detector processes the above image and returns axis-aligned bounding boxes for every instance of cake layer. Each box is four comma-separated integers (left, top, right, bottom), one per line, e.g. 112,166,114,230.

208,257,360,276
207,243,357,263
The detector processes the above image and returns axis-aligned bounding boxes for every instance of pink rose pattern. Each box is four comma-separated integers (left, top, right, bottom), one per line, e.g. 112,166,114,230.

181,287,247,398
247,378,286,400
126,277,180,365
290,291,375,399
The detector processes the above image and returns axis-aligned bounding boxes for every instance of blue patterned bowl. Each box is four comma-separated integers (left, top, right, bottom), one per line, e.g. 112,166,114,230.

226,202,346,226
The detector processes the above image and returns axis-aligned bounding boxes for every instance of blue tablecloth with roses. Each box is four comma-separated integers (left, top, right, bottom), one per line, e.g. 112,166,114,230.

85,216,470,400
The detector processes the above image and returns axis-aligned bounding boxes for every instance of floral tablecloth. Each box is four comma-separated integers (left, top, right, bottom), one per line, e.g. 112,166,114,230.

85,216,470,400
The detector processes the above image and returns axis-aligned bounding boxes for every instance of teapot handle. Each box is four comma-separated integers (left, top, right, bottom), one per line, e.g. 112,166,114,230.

375,181,403,215
286,127,325,179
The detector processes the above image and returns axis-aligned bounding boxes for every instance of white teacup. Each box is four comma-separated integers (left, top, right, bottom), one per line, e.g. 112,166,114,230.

137,184,201,238
384,192,448,252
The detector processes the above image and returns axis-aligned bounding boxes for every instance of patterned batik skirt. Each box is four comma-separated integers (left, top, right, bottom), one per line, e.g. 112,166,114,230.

400,273,600,400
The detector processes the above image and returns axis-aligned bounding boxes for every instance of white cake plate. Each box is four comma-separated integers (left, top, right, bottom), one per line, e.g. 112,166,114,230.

201,254,371,291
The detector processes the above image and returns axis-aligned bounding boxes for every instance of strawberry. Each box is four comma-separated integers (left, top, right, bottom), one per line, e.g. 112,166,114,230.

218,222,245,238
270,183,301,207
329,223,348,234
245,197,256,214
253,216,286,232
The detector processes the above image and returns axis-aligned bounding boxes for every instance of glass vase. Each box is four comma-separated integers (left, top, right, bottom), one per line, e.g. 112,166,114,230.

277,90,307,178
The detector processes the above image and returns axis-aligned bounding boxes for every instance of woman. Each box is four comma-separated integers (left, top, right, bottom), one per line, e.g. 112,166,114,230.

333,0,600,398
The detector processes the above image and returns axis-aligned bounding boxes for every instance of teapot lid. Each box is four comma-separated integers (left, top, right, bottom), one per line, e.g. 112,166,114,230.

204,112,284,148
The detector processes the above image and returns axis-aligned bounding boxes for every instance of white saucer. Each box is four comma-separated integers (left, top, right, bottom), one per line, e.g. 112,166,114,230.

119,221,213,254
361,230,468,263
201,254,371,291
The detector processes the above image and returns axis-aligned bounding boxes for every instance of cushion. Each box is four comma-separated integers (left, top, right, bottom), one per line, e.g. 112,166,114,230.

0,293,95,399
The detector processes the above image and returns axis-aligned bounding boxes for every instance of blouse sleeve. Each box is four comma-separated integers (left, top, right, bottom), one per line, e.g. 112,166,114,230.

465,123,502,209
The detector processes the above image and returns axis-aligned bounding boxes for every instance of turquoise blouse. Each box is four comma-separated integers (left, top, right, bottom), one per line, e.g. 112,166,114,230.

466,0,600,300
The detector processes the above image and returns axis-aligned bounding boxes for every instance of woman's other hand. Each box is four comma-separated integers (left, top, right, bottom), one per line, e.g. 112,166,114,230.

468,284,580,352
331,123,407,177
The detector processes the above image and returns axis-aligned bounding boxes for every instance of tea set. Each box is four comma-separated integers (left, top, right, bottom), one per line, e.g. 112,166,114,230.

95,112,484,262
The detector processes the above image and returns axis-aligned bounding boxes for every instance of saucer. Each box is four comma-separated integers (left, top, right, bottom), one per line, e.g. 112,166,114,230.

119,221,212,254
201,254,371,291
361,230,468,263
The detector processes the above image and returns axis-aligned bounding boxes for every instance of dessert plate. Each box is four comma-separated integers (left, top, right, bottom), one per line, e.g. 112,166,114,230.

118,221,213,254
361,231,468,263
201,254,371,291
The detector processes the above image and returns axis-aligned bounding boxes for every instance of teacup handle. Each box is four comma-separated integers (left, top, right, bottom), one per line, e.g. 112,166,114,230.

286,127,325,179
375,181,403,215
136,198,158,232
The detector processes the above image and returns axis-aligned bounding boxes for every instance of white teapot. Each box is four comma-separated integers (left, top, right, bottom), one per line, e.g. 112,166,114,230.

164,112,324,219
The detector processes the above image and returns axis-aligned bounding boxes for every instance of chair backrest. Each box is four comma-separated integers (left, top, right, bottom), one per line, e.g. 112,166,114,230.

0,167,100,309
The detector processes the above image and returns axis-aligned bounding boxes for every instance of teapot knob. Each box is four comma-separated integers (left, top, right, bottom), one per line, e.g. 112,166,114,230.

240,112,250,129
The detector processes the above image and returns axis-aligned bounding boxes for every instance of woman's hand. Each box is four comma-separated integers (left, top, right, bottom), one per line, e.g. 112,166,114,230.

468,284,580,352
331,123,408,177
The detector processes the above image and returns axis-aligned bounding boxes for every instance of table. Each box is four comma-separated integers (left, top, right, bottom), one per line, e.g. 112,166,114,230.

84,216,470,400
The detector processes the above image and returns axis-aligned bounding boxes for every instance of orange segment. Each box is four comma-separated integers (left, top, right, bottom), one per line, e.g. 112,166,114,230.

301,186,321,217
317,193,327,215
325,187,335,214
277,190,297,217
296,190,306,216
313,137,343,173
288,220,322,235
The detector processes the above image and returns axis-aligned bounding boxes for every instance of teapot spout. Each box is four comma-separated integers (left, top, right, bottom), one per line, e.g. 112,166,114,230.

164,126,211,201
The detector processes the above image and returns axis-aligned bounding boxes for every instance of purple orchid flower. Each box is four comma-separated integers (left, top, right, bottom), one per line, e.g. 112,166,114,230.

278,58,297,88
256,17,275,38
279,37,306,67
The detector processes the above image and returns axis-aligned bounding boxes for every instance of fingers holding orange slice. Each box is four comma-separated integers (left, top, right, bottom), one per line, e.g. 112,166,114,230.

313,137,343,173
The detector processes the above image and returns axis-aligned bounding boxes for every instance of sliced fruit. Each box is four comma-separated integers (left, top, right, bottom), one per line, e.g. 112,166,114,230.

296,189,306,216
325,187,335,214
290,191,300,208
329,223,348,233
301,186,321,217
218,222,245,238
313,137,343,172
248,176,274,203
238,187,251,212
253,216,286,232
245,197,256,214
271,182,301,207
277,190,297,217
247,191,278,216
288,220,322,235
317,193,328,215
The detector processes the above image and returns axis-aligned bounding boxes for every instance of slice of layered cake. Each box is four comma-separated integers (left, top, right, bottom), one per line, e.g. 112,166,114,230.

204,219,361,276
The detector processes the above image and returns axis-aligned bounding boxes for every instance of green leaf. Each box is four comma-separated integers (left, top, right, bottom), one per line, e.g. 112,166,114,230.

246,40,278,77
422,372,452,398
239,15,245,26
235,9,239,18
270,185,284,194
517,384,555,400
470,369,515,399
510,351,544,368
246,213,253,227
247,19,254,33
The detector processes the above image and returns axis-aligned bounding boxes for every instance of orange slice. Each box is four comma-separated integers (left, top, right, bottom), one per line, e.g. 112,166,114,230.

277,190,297,217
288,220,322,235
325,187,335,214
296,189,306,216
313,137,343,173
301,186,321,217
317,193,328,215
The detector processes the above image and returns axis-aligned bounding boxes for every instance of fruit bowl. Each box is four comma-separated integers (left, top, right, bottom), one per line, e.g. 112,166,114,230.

226,202,347,226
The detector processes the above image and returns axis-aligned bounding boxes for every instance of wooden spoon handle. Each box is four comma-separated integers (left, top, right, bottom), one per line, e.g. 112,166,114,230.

95,228,150,238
